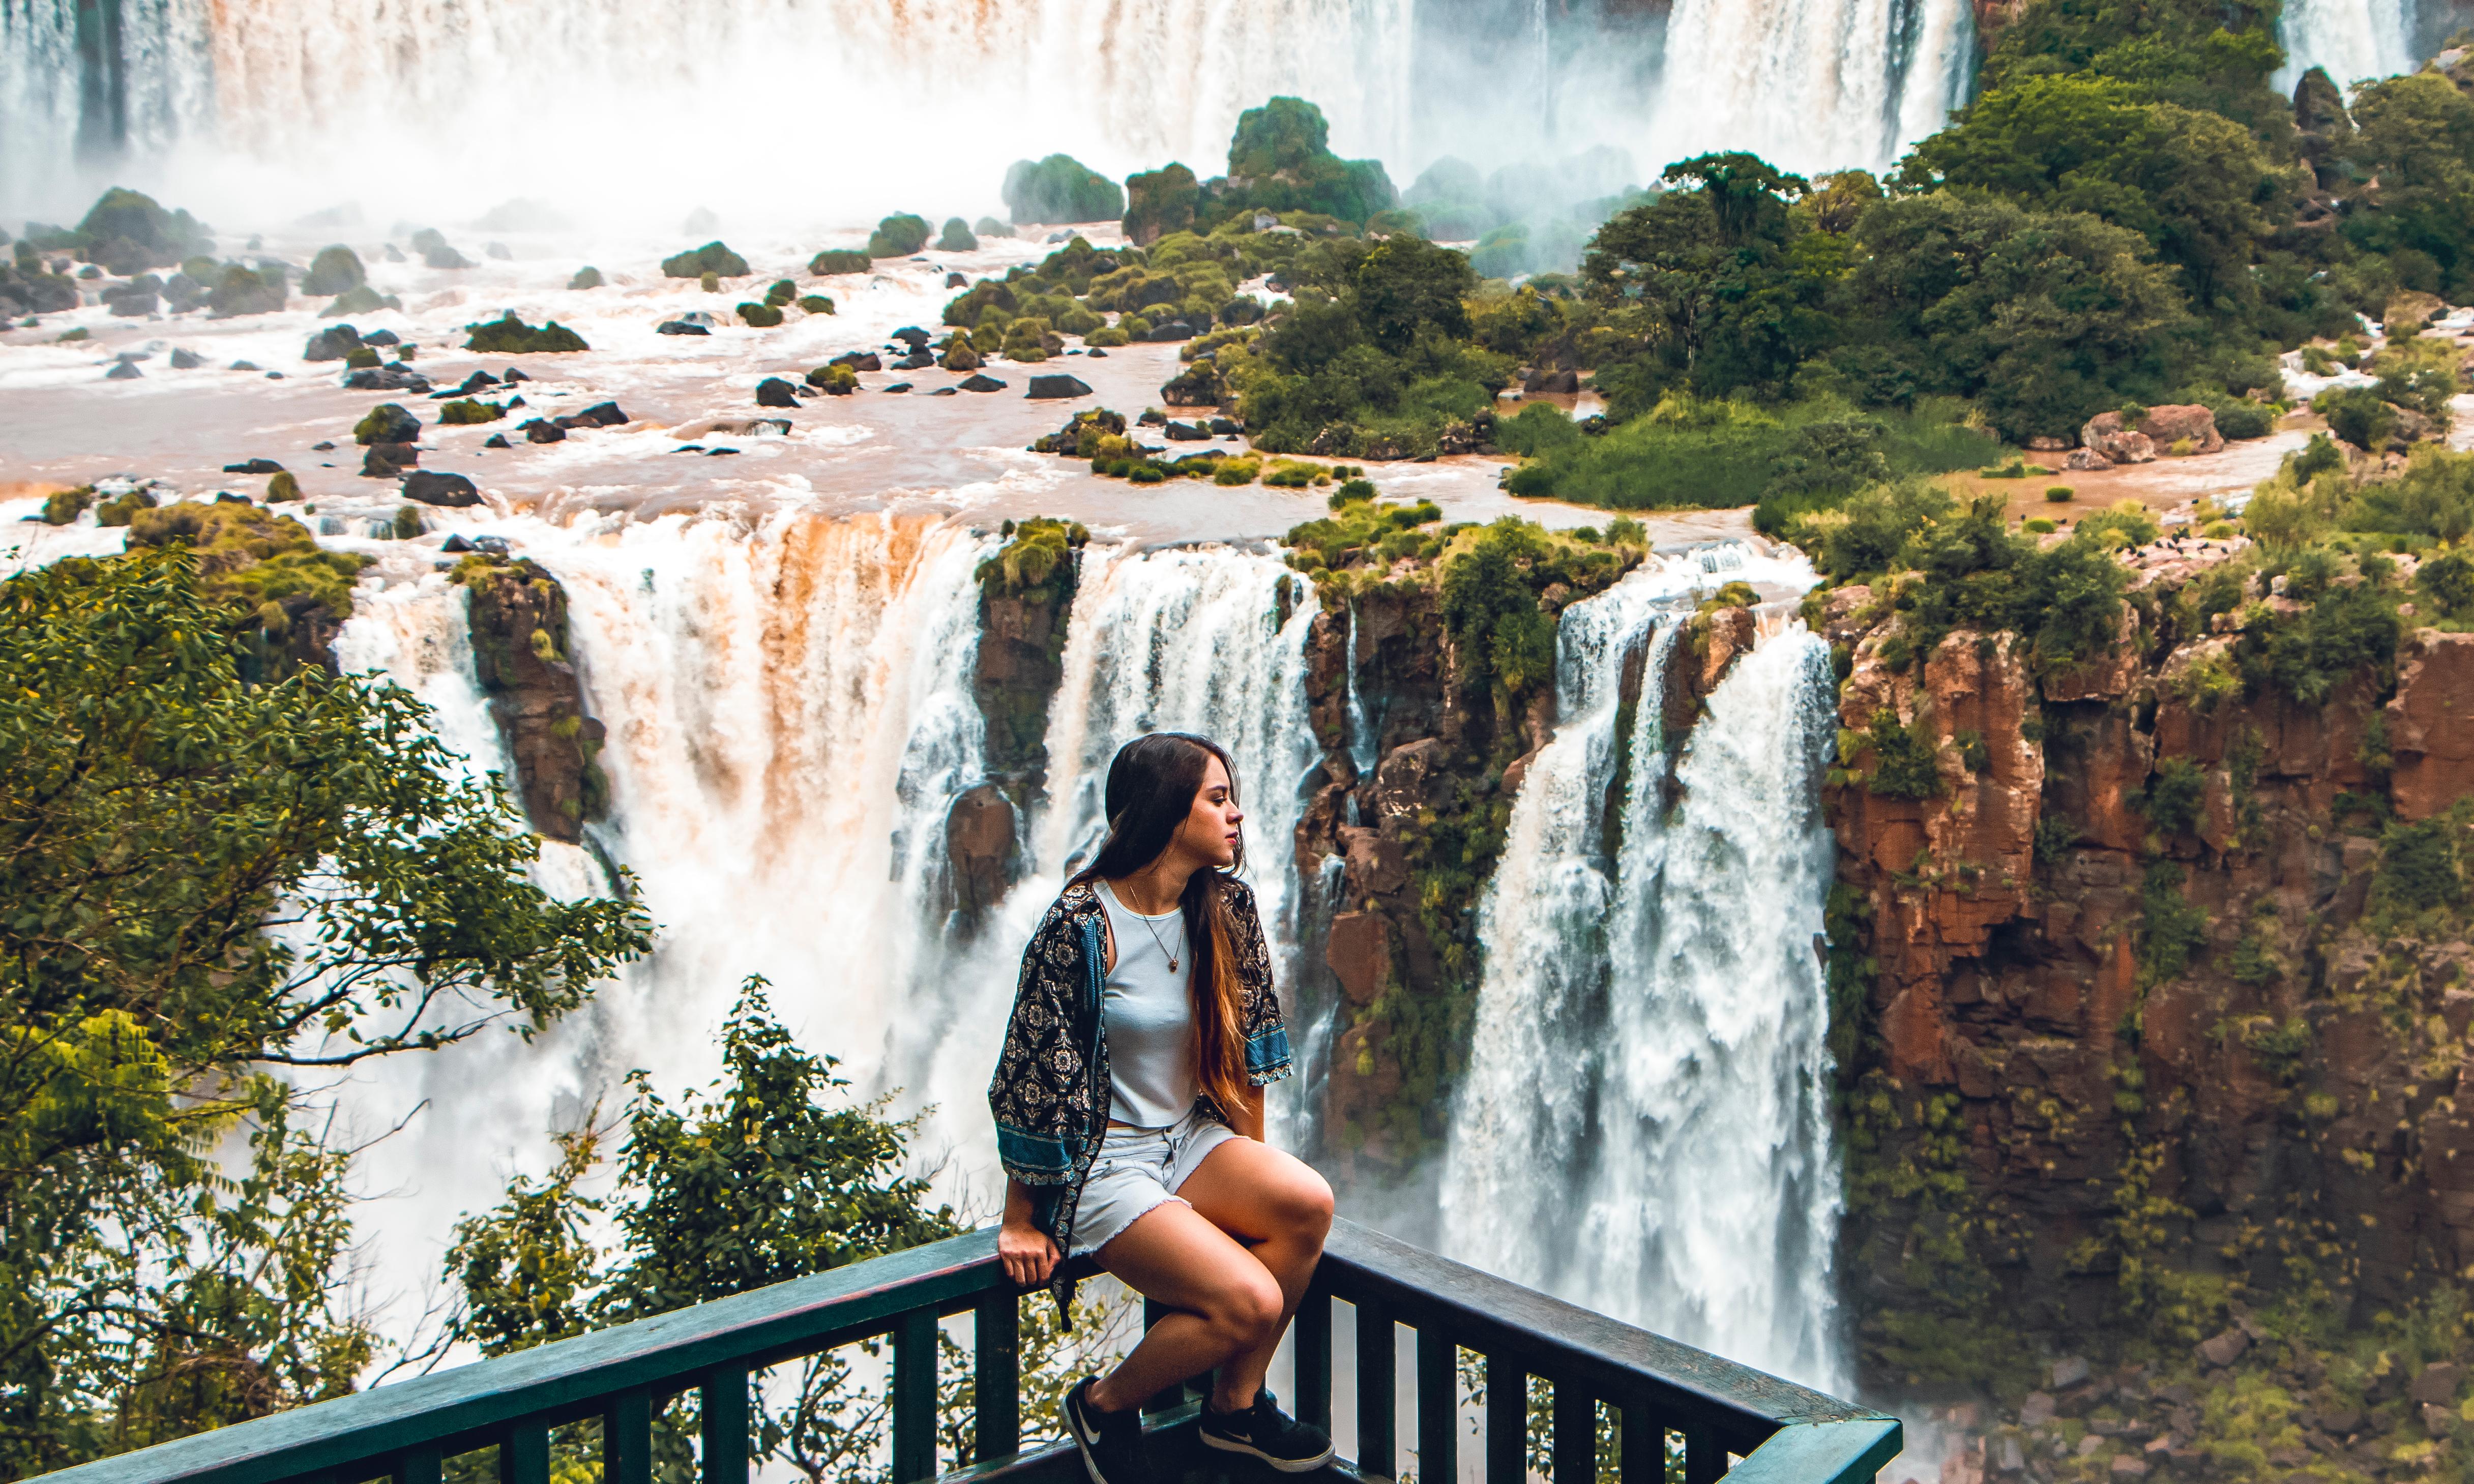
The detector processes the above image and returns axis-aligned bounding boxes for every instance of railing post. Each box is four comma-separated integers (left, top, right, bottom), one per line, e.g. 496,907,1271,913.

1552,1384,1596,1484
893,1309,938,1482
700,1367,748,1484
1355,1297,1394,1480
395,1445,443,1484
1620,1403,1668,1484
1294,1286,1332,1432
1685,1423,1725,1484
1416,1326,1456,1484
605,1387,652,1484
1484,1355,1523,1484
974,1291,1021,1464
498,1423,549,1484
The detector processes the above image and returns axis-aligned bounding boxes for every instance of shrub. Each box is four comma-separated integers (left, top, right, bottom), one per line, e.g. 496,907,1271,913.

809,249,871,275
1214,458,1263,486
2046,486,2075,502
809,363,858,395
937,218,979,252
700,271,719,292
2075,499,2161,549
977,517,1089,593
2024,517,2057,533
661,241,748,278
1863,711,1943,799
2316,385,2398,449
40,486,96,525
867,214,931,258
1087,324,1130,347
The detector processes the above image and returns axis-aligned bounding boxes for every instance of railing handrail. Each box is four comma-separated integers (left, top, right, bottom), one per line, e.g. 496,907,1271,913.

36,1218,1898,1484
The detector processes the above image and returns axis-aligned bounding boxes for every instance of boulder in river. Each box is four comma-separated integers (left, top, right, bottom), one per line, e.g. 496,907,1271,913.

222,458,284,474
361,442,418,476
304,324,364,362
755,377,801,407
522,419,567,443
483,432,512,449
892,352,934,370
105,361,141,379
344,367,431,392
355,403,421,444
402,470,482,507
656,320,711,336
831,350,882,371
959,373,1008,393
1026,373,1093,400
168,347,203,369
302,245,365,296
662,240,747,278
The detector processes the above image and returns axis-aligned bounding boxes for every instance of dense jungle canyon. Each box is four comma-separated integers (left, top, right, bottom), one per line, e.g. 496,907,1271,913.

22,2,2474,1483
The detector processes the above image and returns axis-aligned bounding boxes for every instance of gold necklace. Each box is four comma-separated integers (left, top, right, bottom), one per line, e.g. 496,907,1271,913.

1130,894,1185,973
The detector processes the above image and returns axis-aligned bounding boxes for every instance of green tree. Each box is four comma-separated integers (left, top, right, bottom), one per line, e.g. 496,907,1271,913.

0,547,651,1476
2341,70,2474,295
1900,75,2284,310
1353,236,1476,353
1841,191,2188,441
1977,0,2290,137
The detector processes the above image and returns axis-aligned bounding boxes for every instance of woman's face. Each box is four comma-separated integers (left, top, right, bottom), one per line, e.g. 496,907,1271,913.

1175,754,1244,869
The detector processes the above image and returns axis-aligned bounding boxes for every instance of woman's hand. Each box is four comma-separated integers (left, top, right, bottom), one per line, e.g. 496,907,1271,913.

998,1215,1060,1289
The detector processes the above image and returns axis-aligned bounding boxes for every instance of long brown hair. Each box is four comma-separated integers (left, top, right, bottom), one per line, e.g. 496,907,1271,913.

1070,732,1251,1117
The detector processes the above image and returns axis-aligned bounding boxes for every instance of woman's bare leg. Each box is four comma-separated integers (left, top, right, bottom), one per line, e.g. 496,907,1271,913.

1177,1139,1335,1410
1084,1200,1284,1415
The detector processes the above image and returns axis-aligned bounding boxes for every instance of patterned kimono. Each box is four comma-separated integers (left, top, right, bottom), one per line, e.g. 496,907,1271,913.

987,875,1292,1317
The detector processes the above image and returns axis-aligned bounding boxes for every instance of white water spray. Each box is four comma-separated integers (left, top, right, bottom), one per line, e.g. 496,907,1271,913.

1441,550,1844,1391
2278,0,2417,92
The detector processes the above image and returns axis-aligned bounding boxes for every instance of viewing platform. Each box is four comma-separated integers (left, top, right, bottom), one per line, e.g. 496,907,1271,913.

39,1219,1898,1484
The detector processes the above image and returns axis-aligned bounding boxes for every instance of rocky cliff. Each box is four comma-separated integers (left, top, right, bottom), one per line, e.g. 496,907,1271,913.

1823,541,2474,1433
456,555,610,842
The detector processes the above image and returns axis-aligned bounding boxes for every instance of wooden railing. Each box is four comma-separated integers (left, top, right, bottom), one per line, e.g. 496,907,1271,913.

36,1219,1899,1484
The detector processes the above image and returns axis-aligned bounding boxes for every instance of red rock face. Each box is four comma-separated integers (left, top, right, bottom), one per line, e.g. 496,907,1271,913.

1834,581,2474,1374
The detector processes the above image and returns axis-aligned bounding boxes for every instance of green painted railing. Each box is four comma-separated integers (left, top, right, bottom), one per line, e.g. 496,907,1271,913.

36,1218,1899,1484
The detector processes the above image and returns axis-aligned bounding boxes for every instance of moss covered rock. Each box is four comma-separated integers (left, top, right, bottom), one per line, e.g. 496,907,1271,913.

938,217,979,252
661,240,748,278
568,265,604,290
320,284,401,317
797,294,834,314
438,398,506,425
735,301,784,328
304,324,364,362
1124,163,1200,246
974,217,1014,239
763,277,797,306
126,500,371,668
302,244,365,296
354,403,421,445
463,313,589,353
73,187,213,270
867,214,931,258
809,248,871,275
1003,156,1125,224
207,263,285,317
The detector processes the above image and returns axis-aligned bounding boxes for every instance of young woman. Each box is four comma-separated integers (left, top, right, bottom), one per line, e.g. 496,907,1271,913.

988,732,1336,1483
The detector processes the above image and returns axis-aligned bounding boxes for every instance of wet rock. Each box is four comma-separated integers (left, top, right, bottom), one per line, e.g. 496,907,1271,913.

1209,416,1243,435
1165,420,1211,440
483,432,511,448
344,366,432,392
355,403,422,446
946,272,966,288
554,400,627,428
522,419,567,443
1138,409,1168,426
1025,373,1093,399
2197,1329,2249,1369
945,782,1018,922
222,458,284,474
2063,446,2112,471
755,377,801,407
830,351,882,371
402,470,481,507
892,352,934,370
168,347,204,369
1522,367,1580,394
891,327,931,349
959,373,1007,392
461,558,606,840
656,320,711,336
361,442,419,477
1161,359,1227,406
105,361,141,379
881,382,910,393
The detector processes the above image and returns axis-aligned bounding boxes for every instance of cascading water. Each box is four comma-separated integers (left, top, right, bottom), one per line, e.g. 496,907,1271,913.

1647,0,1977,175
1440,547,1845,1392
2278,0,2418,92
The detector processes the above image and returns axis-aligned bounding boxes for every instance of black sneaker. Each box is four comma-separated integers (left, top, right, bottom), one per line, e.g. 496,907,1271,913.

1199,1389,1334,1473
1061,1377,1142,1484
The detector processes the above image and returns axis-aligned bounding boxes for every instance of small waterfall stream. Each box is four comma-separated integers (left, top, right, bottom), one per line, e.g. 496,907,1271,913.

1439,549,1844,1392
2278,0,2418,91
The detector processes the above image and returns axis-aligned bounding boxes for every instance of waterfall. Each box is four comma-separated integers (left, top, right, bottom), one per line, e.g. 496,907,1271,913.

1648,0,1978,175
2278,0,2417,91
1440,552,1844,1392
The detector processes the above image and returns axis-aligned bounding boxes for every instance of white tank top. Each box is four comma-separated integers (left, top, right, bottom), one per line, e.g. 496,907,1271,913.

1096,880,1199,1129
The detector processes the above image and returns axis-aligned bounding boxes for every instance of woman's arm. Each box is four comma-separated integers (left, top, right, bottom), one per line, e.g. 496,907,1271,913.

998,1178,1060,1288
1230,1084,1266,1142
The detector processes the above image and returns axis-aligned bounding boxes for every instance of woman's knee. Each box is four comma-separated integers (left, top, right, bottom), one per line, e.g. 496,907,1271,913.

1200,1266,1286,1347
1275,1165,1335,1239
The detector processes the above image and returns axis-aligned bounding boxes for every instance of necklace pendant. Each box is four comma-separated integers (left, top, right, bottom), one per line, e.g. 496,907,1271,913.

1168,956,1180,971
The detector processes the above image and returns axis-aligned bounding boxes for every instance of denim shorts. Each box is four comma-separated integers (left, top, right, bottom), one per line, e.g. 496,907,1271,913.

1069,1109,1241,1259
